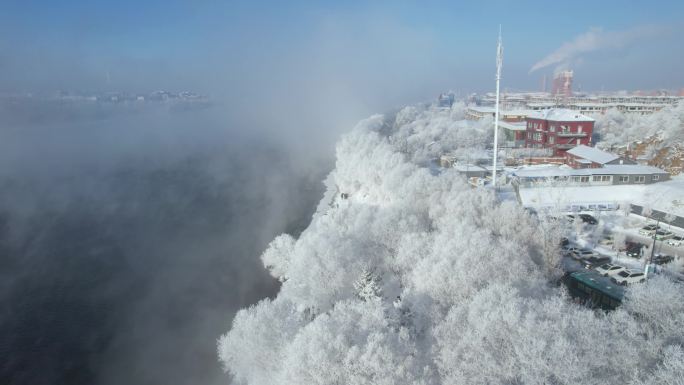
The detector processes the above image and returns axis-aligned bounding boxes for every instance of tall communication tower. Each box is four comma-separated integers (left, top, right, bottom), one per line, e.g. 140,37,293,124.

492,26,503,188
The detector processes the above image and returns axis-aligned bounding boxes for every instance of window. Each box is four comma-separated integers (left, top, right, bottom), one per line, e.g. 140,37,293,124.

549,136,555,144
592,175,611,182
550,125,556,132
578,125,583,132
619,175,629,182
573,176,589,183
635,176,645,183
652,175,659,181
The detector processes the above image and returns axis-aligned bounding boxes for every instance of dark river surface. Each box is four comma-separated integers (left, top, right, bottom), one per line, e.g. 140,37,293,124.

0,102,329,385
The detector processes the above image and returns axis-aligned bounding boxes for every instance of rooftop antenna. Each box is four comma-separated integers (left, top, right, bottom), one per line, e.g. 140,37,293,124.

492,25,503,188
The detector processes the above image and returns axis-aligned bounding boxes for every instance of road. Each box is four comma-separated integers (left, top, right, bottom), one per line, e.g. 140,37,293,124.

623,231,684,259
631,204,684,230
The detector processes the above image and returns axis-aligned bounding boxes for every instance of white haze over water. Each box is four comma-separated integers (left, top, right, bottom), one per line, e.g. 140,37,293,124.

0,8,457,384
219,104,684,385
2,3,684,384
0,102,332,385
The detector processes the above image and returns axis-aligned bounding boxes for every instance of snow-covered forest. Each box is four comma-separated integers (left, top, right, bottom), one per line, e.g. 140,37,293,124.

595,102,684,148
218,104,684,385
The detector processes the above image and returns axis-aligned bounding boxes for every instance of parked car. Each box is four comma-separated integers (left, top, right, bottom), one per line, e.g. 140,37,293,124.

624,242,644,258
638,224,660,237
651,254,674,265
581,256,611,269
654,229,674,240
563,246,580,256
611,270,646,285
595,263,627,277
667,235,684,247
570,248,598,260
579,214,598,225
560,237,570,247
598,235,614,247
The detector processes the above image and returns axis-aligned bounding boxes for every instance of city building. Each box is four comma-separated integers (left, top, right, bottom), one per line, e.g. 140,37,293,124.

552,70,573,97
474,91,681,116
499,121,527,147
437,92,455,108
465,106,532,121
452,164,487,179
524,109,594,156
512,164,670,187
565,145,635,169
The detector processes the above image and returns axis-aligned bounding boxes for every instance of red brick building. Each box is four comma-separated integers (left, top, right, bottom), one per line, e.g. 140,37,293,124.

524,109,594,156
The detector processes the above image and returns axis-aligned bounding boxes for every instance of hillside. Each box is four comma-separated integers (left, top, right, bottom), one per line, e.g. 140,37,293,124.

218,104,684,385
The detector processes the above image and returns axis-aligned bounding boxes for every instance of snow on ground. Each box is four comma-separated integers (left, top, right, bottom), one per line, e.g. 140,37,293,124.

563,210,684,278
519,174,684,216
219,104,684,385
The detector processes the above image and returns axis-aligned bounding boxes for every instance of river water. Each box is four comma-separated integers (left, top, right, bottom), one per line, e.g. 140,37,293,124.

0,102,328,385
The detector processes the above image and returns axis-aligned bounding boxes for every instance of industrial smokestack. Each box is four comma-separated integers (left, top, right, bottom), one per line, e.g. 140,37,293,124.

551,70,573,97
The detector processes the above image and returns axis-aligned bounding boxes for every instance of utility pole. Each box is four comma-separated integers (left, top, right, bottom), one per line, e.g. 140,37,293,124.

645,216,660,278
492,25,503,188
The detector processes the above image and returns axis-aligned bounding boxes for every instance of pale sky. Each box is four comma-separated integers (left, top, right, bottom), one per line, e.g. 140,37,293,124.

1,1,682,106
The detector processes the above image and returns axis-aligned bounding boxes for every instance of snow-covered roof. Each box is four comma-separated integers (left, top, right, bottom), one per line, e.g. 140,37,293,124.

600,165,670,175
518,175,684,217
512,164,668,178
502,110,535,116
467,106,495,113
571,103,609,107
512,166,572,178
526,108,595,122
498,121,527,131
467,106,535,116
452,164,486,172
566,145,619,164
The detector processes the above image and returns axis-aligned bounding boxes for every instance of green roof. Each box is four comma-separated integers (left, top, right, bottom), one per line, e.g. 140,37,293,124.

571,271,625,301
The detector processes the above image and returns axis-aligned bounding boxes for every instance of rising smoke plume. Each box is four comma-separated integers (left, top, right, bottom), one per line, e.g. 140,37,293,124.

529,25,670,74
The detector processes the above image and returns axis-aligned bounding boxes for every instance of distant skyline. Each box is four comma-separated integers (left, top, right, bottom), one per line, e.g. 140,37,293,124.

1,1,683,112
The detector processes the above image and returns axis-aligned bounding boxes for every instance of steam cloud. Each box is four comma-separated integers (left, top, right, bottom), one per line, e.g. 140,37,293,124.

0,6,460,384
529,25,670,73
0,102,331,385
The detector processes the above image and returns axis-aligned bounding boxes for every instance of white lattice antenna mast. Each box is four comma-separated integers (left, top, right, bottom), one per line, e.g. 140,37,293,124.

492,25,503,188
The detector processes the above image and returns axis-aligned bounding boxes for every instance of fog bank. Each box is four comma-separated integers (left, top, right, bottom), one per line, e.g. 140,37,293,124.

0,103,330,385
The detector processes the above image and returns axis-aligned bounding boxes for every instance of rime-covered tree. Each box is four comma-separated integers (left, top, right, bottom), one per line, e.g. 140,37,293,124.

218,104,684,385
353,266,383,301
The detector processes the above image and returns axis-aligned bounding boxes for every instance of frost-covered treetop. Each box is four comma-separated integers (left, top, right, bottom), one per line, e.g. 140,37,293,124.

595,102,684,148
219,103,684,385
